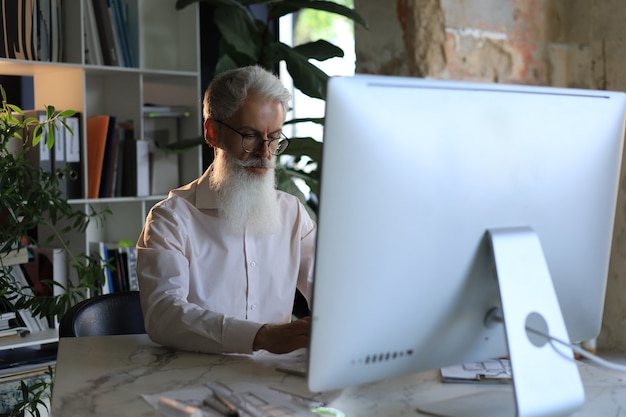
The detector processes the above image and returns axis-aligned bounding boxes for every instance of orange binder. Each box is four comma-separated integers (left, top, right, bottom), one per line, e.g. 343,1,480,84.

86,115,110,199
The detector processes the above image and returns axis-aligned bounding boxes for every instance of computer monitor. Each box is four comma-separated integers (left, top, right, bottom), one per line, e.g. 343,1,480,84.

307,74,626,416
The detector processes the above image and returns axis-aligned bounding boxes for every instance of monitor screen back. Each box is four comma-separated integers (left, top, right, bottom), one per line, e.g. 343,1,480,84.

308,75,626,392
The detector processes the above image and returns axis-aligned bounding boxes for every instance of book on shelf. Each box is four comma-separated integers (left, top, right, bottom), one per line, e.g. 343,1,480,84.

0,311,29,340
0,246,65,333
0,312,18,331
84,0,104,65
0,248,28,267
24,109,54,181
89,241,113,295
113,120,133,196
90,0,135,67
109,241,139,292
86,114,112,199
121,136,150,197
52,116,67,197
1,266,49,334
23,109,83,199
20,246,67,300
98,118,144,198
113,0,136,67
143,104,191,119
89,115,150,198
98,115,119,198
91,0,120,66
62,113,84,199
89,240,138,294
0,0,62,62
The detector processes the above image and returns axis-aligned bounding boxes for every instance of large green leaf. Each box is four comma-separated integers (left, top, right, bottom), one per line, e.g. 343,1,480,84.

285,117,324,125
276,167,318,219
213,5,261,60
176,0,248,10
293,40,343,61
278,165,320,199
216,36,259,72
269,42,328,100
270,0,368,28
215,54,242,75
283,136,323,161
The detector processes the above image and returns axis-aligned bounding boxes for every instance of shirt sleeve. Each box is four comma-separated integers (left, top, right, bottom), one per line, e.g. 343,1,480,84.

295,202,317,310
136,203,263,354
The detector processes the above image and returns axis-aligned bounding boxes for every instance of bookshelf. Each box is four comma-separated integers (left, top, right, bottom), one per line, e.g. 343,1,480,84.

0,0,202,341
0,2,202,412
0,329,58,350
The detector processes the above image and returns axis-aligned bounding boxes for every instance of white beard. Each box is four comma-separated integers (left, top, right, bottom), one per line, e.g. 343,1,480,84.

209,149,280,235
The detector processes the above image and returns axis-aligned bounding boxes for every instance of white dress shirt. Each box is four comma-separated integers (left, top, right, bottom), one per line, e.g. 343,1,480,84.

136,168,317,354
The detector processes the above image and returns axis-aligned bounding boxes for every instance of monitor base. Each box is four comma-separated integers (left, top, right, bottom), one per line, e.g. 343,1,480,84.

417,227,585,417
417,390,516,417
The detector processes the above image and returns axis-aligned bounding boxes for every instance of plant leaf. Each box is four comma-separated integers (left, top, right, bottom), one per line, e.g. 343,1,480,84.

269,42,329,100
213,5,260,60
175,0,247,9
293,40,344,61
215,53,243,75
282,136,323,161
270,0,368,28
284,117,324,125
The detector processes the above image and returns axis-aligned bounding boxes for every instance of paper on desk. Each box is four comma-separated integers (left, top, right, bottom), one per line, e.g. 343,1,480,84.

142,381,320,417
440,358,512,383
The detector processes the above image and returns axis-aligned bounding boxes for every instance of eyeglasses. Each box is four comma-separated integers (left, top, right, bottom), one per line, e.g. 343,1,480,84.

215,120,290,156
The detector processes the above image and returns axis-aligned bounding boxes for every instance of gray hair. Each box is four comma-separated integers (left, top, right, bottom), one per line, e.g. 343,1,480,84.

203,66,292,121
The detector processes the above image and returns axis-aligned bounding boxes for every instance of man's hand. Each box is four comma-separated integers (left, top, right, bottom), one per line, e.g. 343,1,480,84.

253,317,310,354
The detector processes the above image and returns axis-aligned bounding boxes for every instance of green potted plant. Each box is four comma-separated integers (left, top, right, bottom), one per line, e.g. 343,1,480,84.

172,0,367,217
0,86,105,417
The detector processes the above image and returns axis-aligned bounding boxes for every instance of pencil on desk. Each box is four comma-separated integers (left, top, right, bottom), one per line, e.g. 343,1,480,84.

203,393,237,417
157,397,202,417
212,391,240,417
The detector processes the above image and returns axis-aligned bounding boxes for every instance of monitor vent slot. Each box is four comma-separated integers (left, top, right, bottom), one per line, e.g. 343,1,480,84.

353,349,414,366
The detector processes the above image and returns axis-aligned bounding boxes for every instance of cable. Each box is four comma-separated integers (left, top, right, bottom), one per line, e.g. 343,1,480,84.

526,326,626,373
489,309,626,373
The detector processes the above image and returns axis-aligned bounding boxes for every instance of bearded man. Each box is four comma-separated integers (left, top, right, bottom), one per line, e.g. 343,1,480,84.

136,66,316,355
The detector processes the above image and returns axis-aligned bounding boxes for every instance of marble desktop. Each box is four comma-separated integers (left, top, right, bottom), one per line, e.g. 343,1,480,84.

51,334,626,417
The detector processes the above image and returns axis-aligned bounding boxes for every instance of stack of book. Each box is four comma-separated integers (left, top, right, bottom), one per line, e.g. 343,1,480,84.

0,0,64,62
0,246,67,334
2,265,50,335
24,110,83,200
0,312,29,340
90,240,138,295
86,116,147,198
84,0,137,67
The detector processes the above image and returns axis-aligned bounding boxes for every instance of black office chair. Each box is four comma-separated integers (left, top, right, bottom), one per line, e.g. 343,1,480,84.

59,291,146,337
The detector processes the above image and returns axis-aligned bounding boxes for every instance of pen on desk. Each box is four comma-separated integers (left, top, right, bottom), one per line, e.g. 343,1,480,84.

157,397,202,417
203,393,237,417
206,382,265,417
212,391,240,417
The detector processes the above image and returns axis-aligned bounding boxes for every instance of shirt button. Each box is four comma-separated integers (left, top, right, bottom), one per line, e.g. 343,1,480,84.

250,304,257,310
249,261,256,268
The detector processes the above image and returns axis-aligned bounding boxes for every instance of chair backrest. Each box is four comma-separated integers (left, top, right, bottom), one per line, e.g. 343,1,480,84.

59,291,145,337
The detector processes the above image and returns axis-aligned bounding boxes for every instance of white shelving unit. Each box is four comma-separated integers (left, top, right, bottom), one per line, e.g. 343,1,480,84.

0,329,59,350
0,0,202,346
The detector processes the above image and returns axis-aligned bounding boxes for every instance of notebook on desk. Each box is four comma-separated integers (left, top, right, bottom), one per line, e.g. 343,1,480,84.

440,358,512,383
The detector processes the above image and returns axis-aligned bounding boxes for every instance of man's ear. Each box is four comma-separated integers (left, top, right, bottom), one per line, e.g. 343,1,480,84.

204,119,219,147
